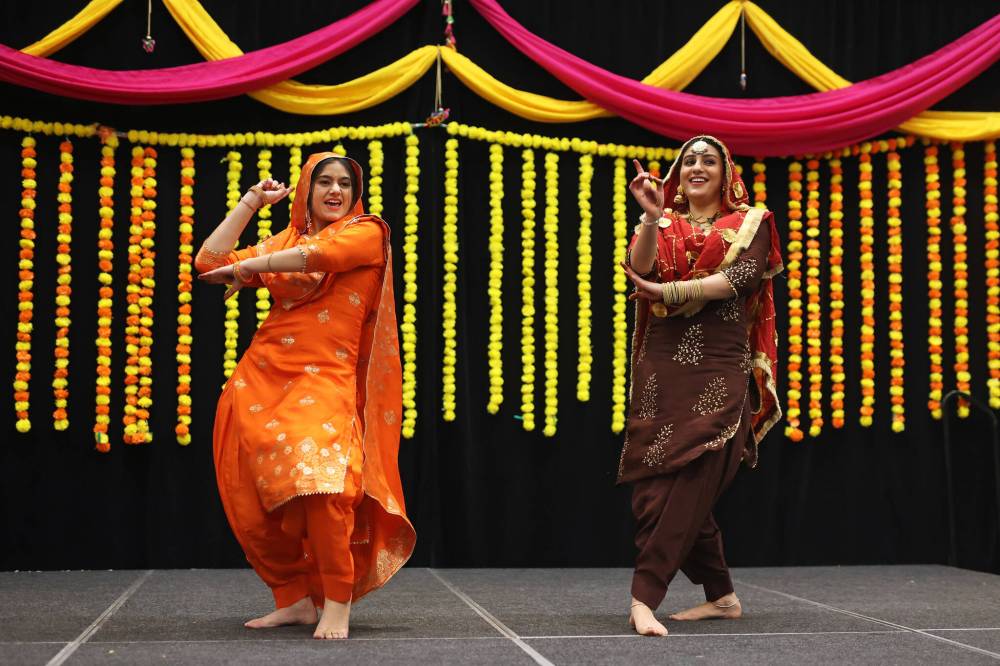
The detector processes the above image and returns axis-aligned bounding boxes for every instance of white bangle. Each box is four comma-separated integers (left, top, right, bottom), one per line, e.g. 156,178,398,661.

640,211,661,226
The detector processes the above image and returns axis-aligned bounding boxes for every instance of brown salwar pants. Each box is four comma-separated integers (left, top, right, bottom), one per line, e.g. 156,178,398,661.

630,401,750,610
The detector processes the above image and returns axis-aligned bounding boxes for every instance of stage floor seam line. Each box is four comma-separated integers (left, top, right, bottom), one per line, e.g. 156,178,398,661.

44,569,154,666
735,578,1000,661
428,568,556,666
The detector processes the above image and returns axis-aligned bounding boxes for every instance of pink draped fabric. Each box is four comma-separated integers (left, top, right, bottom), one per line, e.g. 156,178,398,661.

0,0,417,105
470,0,1000,156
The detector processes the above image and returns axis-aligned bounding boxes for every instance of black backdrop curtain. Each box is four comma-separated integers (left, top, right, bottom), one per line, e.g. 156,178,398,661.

0,1,998,573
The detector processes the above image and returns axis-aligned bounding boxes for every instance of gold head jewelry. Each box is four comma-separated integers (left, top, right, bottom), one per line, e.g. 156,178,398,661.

689,139,711,155
673,184,686,206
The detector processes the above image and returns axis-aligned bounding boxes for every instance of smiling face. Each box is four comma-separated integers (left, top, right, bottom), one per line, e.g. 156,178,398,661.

309,159,355,225
679,140,723,206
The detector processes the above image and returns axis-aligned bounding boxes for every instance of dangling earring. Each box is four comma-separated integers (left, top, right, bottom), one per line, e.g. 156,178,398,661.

305,210,313,234
673,185,686,206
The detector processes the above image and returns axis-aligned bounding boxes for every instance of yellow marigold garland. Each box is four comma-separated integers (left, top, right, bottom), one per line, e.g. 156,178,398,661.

543,152,559,436
288,144,302,210
576,154,594,402
520,148,537,432
223,150,242,380
487,143,504,414
52,140,73,430
752,159,767,208
951,143,970,418
784,160,804,441
611,157,628,434
255,149,273,329
367,140,384,217
176,148,195,445
442,137,459,421
94,135,116,451
15,136,37,434
925,144,944,418
985,141,1000,408
886,139,906,432
828,154,846,428
401,133,420,438
804,158,822,437
859,143,875,427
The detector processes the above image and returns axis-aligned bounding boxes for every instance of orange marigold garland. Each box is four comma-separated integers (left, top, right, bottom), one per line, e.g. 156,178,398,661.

752,158,766,209
804,158,822,437
94,135,117,452
52,140,74,430
925,143,944,418
784,160,804,441
176,148,195,445
951,143,970,418
135,147,157,443
15,136,37,434
985,140,1000,409
886,139,906,432
828,153,846,428
858,142,876,427
123,146,144,441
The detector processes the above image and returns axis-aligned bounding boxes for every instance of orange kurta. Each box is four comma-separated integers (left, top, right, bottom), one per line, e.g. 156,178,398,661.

196,153,415,603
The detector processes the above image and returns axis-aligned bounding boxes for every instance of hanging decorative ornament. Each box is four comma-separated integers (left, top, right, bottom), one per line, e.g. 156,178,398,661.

442,0,456,49
425,49,451,126
739,7,748,91
142,0,155,53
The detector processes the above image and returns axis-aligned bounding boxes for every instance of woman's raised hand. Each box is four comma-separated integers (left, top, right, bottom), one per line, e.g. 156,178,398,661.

628,159,665,219
254,179,292,206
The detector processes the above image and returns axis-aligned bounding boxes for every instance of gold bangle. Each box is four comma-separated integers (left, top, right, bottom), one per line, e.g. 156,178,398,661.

266,254,273,272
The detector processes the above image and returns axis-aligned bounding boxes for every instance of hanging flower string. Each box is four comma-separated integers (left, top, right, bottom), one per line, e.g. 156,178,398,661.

576,154,594,402
487,143,504,414
136,146,158,443
804,158,822,437
543,151,560,436
442,136,459,421
858,142,876,427
985,140,1000,409
784,160,804,441
223,150,242,381
176,147,195,445
401,133,420,438
925,144,944,418
367,140,384,216
828,154,845,428
14,136,37,434
255,149,273,329
52,140,74,431
951,143,970,418
123,146,144,441
611,157,628,434
752,159,766,208
94,135,116,451
520,148,537,432
886,139,906,432
288,144,302,210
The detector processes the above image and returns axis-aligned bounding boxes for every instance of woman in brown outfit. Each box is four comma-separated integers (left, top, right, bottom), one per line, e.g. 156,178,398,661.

620,136,782,636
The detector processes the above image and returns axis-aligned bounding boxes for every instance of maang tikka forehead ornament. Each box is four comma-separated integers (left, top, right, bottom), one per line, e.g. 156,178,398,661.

688,139,711,155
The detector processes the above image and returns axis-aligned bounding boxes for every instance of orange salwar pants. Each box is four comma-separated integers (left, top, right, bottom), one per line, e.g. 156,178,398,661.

219,442,364,608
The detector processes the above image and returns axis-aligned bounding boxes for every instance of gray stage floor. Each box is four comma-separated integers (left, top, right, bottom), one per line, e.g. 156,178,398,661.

2,565,999,664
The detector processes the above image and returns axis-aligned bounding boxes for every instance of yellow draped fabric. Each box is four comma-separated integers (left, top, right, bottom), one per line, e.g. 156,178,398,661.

741,1,1000,142
441,1,741,122
15,0,1000,141
21,0,123,57
161,0,438,115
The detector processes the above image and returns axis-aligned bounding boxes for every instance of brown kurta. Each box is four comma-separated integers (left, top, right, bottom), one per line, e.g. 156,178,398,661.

618,221,772,485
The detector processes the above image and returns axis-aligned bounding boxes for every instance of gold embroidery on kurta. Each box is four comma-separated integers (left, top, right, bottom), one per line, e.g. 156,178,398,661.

672,323,704,365
692,376,728,415
281,336,295,346
642,423,673,467
349,292,361,306
721,257,759,292
638,373,658,420
317,309,330,324
717,298,740,322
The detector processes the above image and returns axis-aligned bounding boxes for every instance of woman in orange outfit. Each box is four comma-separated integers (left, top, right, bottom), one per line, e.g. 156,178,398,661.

196,152,414,640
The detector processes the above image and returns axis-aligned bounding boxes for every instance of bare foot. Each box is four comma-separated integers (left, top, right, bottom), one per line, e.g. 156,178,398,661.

244,596,317,629
628,598,668,636
668,593,742,621
313,597,351,640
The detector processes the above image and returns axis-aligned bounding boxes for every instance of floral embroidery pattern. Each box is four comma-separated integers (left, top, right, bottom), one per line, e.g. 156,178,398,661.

642,424,673,468
721,257,759,293
672,323,704,365
717,298,741,322
692,376,728,415
637,373,658,420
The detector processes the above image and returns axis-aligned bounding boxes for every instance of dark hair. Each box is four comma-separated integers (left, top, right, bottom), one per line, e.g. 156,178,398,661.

309,157,359,210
